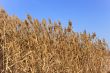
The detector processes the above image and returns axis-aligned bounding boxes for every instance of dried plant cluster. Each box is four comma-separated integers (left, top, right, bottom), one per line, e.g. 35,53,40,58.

0,8,110,73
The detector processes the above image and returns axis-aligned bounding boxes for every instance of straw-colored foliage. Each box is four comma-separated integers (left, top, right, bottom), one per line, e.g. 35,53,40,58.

0,8,110,73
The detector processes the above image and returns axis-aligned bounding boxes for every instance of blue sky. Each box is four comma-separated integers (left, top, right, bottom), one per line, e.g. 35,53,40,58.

0,0,110,45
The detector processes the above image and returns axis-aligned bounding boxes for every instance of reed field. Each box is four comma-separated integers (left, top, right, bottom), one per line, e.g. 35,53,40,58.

0,8,110,73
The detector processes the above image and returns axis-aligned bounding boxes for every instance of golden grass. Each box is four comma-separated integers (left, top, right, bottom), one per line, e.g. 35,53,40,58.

0,8,110,73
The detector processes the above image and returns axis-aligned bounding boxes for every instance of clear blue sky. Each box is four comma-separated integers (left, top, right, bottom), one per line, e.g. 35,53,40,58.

0,0,110,45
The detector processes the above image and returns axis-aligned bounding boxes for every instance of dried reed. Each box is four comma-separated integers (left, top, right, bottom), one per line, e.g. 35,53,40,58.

0,8,110,73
